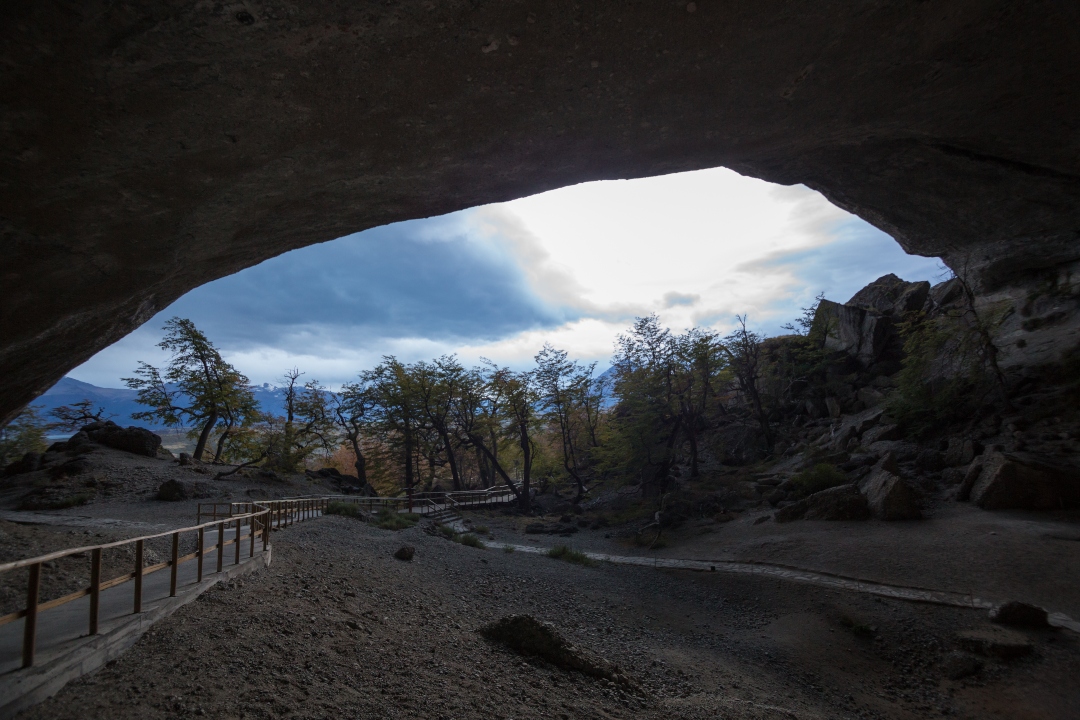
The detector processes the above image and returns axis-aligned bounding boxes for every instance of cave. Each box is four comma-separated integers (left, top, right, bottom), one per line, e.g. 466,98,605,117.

2,1,1079,424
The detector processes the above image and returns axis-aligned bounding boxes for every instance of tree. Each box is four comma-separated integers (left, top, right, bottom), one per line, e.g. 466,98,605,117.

722,315,773,453
670,328,726,478
606,315,683,496
413,356,467,490
782,292,825,336
486,364,538,512
269,369,337,472
47,399,113,431
0,405,48,467
534,344,602,503
449,366,524,505
335,380,376,486
362,357,424,493
124,317,258,461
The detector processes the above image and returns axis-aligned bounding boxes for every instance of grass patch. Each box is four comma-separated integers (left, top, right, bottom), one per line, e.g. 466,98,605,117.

546,545,596,567
459,533,485,549
435,524,459,541
503,545,515,553
789,463,847,499
375,509,420,531
326,501,363,518
473,525,489,534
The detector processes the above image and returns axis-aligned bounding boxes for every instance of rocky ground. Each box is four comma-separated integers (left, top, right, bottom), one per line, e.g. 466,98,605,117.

15,515,1080,720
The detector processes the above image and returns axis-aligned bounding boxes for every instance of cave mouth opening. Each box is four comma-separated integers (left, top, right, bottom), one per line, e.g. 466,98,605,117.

58,167,943,397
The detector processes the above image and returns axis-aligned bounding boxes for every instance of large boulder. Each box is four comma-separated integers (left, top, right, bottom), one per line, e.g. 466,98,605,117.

3,451,43,477
775,484,870,523
859,469,922,520
157,478,212,501
969,451,1079,510
478,615,630,686
812,275,931,367
82,421,161,457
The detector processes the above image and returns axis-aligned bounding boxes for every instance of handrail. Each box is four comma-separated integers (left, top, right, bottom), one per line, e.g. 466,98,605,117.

0,496,333,671
1,487,517,673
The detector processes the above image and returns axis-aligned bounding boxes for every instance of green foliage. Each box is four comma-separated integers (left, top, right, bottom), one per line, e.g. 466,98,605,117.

0,405,48,467
435,524,459,540
325,501,364,518
459,533,485,548
375,509,420,530
503,544,515,553
21,491,94,511
887,314,993,438
546,545,596,566
601,316,729,492
124,318,259,461
789,463,847,499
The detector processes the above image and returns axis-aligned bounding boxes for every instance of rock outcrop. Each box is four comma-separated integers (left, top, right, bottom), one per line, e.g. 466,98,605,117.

3,4,1080,425
968,451,1078,510
858,469,922,520
774,484,870,523
82,421,162,458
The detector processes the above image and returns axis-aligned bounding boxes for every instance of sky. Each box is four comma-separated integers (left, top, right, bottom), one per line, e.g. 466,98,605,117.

70,167,944,390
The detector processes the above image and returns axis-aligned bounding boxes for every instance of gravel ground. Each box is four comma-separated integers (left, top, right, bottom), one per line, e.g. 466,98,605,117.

16,516,1080,720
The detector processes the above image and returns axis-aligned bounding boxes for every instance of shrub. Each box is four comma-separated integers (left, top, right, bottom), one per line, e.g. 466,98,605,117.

326,501,363,518
503,545,515,553
473,525,490,534
436,524,459,541
546,545,596,567
375,509,420,531
459,533,485,549
789,463,847,499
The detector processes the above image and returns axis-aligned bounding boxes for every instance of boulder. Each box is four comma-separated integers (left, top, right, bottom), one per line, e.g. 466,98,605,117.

847,274,931,315
859,469,922,520
156,478,212,501
989,601,1050,629
955,628,1033,659
82,421,161,457
3,451,43,476
861,423,902,445
178,452,192,466
969,451,1078,510
478,615,629,686
393,546,416,562
775,484,870,523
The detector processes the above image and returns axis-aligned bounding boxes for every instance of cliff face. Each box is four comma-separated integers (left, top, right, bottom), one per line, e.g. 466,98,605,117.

3,1,1080,424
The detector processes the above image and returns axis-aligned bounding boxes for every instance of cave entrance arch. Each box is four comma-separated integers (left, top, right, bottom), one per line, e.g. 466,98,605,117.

2,1,1079,423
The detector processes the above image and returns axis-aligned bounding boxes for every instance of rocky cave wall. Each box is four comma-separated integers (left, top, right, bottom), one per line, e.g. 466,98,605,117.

2,1,1079,425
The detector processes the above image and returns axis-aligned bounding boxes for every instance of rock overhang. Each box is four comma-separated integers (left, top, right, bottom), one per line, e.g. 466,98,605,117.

2,1,1079,424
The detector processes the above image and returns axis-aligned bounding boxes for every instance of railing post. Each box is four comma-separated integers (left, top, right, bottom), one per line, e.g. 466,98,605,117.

134,540,144,613
249,516,256,557
197,527,205,582
89,548,101,635
170,532,179,597
22,562,41,668
235,518,241,565
408,487,413,513
216,522,225,573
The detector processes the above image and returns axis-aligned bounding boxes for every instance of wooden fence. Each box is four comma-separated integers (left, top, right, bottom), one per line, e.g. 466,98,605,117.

1,486,518,671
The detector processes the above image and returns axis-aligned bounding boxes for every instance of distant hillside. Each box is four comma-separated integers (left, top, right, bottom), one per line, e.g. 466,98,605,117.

36,377,298,429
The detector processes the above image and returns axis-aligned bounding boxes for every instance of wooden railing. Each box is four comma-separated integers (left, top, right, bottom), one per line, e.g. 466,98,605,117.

0,497,327,670
1,487,518,672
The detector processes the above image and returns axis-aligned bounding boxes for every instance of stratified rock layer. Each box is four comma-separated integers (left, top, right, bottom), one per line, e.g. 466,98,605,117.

3,2,1080,423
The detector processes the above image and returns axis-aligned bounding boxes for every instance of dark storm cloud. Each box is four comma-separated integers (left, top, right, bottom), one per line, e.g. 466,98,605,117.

159,212,573,351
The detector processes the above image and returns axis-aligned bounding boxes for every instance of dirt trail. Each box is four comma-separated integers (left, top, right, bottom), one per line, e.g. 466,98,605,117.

17,517,1080,720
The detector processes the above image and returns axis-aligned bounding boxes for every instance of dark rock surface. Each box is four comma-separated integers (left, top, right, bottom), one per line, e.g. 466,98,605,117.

859,469,922,520
156,478,211,501
989,601,1050,629
969,450,1079,510
3,3,1080,424
82,421,162,458
775,484,870,523
478,614,628,685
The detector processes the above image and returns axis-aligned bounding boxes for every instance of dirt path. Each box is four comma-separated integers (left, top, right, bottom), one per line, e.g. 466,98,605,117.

17,517,1080,720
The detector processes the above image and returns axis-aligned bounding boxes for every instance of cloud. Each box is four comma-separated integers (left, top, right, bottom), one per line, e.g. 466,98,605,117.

662,291,700,308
